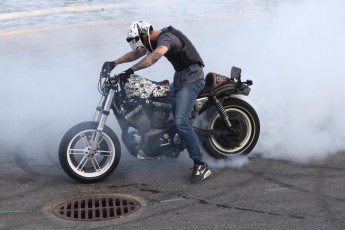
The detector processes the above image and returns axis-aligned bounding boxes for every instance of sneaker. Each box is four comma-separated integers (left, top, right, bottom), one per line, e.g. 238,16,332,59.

187,164,212,184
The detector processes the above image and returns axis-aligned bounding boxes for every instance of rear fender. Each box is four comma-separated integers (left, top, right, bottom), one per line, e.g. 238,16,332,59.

196,83,251,115
210,84,238,97
195,84,233,115
198,83,238,99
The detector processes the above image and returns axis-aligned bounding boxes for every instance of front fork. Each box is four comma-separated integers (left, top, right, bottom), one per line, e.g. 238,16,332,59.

91,88,116,151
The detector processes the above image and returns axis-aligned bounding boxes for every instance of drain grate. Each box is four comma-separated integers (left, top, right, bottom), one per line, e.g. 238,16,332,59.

53,195,141,221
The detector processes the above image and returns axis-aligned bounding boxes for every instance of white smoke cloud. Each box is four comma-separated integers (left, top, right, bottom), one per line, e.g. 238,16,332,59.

0,0,344,171
240,0,345,162
177,0,345,165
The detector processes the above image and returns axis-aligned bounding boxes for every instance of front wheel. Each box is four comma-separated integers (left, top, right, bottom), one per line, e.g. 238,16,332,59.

203,98,260,158
59,121,121,183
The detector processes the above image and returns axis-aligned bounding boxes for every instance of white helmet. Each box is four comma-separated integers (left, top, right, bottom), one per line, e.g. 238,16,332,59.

126,20,154,52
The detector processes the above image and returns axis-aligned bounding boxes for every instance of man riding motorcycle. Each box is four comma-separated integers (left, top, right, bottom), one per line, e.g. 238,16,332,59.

102,20,211,184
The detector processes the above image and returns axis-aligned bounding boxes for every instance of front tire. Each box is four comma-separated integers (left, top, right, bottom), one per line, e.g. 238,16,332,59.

203,98,260,158
59,121,121,183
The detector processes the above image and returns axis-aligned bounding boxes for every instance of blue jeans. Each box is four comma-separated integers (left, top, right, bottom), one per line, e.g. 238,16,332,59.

170,79,205,162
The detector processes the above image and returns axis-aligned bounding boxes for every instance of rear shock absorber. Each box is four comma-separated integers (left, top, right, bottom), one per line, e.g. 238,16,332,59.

213,96,232,128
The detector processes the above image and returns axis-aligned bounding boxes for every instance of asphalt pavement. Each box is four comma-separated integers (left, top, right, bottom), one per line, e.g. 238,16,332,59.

0,119,344,229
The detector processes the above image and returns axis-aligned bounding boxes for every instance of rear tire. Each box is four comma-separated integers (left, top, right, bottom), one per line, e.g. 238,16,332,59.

59,121,121,183
203,98,260,158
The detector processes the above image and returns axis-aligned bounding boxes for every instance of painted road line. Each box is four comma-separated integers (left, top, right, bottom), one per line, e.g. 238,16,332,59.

267,188,289,192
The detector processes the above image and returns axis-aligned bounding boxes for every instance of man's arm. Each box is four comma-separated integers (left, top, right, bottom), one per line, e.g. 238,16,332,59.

115,47,147,64
130,45,168,72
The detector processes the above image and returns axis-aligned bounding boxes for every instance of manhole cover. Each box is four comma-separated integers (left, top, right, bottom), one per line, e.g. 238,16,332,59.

53,195,141,221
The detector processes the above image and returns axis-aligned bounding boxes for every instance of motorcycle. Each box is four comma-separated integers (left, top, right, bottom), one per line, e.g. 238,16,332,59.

58,66,260,183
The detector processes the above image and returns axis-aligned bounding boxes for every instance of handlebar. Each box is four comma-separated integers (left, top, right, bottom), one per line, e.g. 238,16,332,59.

98,71,123,96
100,71,121,84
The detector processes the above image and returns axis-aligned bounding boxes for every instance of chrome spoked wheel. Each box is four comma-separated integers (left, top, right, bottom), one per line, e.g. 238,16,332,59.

67,129,115,178
59,122,121,183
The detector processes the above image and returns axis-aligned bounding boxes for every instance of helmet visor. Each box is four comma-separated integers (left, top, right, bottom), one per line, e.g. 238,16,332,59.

126,36,140,43
127,35,144,50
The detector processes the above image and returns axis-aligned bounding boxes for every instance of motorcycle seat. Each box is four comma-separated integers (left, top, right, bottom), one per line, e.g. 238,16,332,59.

156,79,170,86
205,72,230,90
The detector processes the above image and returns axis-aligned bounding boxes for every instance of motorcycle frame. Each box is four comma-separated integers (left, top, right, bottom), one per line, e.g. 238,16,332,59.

92,70,252,150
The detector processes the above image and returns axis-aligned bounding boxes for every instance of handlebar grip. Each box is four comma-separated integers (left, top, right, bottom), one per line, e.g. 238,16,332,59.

100,72,110,78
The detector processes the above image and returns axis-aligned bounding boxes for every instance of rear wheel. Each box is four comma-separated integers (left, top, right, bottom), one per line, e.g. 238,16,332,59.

59,121,121,183
203,98,260,158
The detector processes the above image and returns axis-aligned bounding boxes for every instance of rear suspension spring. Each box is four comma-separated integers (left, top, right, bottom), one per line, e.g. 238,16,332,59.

213,96,232,128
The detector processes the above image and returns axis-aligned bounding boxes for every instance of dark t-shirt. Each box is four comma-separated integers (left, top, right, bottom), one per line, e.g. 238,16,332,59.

157,30,204,91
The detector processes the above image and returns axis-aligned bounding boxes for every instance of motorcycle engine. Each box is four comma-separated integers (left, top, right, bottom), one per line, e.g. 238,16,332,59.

123,99,178,158
150,101,172,129
124,99,172,134
124,104,151,134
